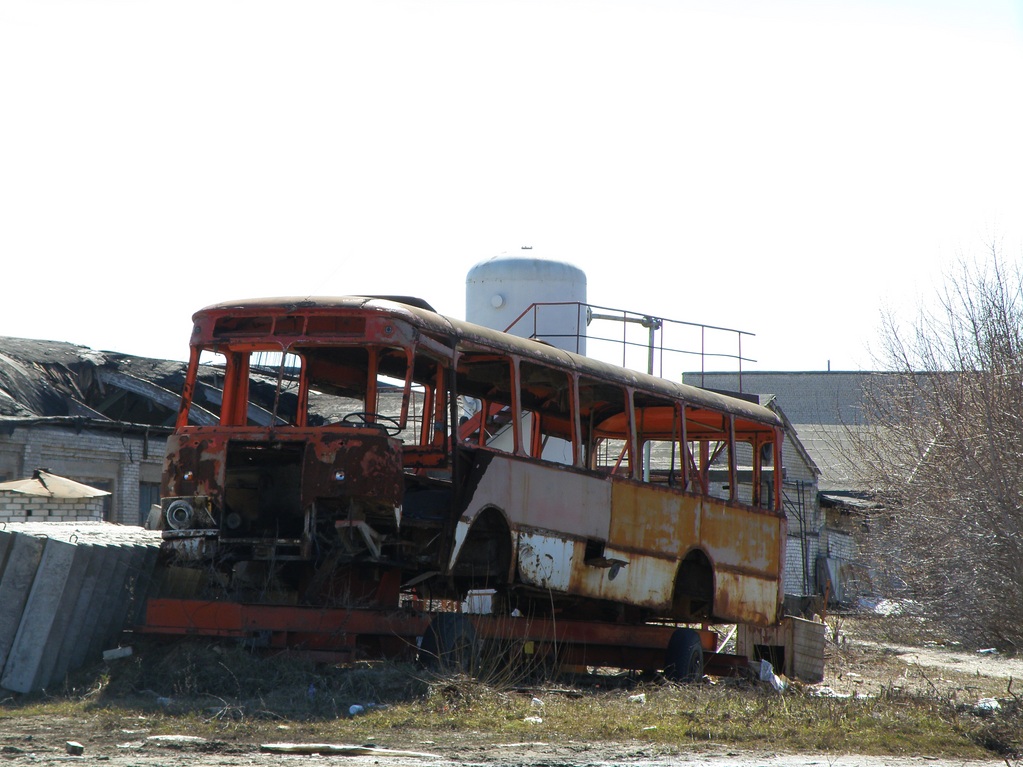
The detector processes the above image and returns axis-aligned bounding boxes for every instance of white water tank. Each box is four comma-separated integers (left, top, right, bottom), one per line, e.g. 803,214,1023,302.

465,251,587,355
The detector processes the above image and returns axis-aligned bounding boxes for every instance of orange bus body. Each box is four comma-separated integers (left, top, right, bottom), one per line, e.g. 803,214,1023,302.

158,296,786,627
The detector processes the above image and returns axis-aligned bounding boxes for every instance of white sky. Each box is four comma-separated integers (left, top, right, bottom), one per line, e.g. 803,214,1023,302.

1,0,1020,372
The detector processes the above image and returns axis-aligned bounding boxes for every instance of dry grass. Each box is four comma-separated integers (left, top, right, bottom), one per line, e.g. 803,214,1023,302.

3,628,1023,761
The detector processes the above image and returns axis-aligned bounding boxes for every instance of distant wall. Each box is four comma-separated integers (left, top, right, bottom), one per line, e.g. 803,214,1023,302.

784,531,821,596
0,422,167,525
682,371,871,426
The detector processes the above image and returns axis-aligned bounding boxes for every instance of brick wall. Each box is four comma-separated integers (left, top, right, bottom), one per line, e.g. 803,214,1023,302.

0,423,167,525
784,532,820,595
825,528,859,561
0,491,105,522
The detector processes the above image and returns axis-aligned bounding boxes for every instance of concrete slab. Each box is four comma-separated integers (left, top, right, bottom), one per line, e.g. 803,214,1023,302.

51,542,110,685
68,543,122,672
0,533,46,676
31,542,94,691
129,543,161,627
85,545,133,663
1,537,80,692
0,529,13,575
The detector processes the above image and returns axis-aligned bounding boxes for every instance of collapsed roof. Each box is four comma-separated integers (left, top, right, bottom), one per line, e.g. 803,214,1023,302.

0,336,188,426
0,336,366,429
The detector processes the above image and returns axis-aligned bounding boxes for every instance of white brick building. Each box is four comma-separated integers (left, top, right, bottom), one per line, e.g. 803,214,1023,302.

0,420,167,525
0,469,110,522
0,337,180,525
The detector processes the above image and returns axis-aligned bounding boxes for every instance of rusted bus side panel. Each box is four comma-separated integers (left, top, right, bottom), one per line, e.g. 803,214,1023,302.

448,453,611,576
699,498,785,625
503,459,610,537
516,484,784,625
451,452,785,625
568,545,675,607
516,532,576,592
603,481,785,624
713,568,784,627
607,483,700,554
698,501,784,575
568,484,697,611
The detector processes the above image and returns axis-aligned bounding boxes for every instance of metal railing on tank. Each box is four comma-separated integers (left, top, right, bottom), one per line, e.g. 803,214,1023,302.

502,301,755,392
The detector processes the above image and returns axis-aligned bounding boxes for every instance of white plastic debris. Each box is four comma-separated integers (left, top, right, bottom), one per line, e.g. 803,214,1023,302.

523,715,543,724
530,697,544,708
627,693,647,704
975,698,1002,713
873,599,904,616
102,646,133,661
757,660,787,692
810,686,852,699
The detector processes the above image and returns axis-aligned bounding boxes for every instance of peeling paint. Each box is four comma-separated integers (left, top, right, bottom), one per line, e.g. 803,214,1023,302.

459,453,784,624
517,532,574,592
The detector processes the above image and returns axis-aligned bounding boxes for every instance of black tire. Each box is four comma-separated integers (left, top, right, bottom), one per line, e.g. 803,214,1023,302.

420,613,480,674
664,628,704,682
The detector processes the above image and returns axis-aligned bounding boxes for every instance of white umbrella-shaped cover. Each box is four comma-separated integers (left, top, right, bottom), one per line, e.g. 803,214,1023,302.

0,470,110,499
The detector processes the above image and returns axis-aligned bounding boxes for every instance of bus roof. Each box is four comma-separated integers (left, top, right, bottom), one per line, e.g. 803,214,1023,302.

195,296,783,429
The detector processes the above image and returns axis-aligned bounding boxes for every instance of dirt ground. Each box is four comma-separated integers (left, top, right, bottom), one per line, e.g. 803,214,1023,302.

0,725,1010,767
823,618,1023,702
2,619,1021,767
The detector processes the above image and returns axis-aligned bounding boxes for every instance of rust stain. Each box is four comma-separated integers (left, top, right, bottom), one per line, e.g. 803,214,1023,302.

609,482,699,553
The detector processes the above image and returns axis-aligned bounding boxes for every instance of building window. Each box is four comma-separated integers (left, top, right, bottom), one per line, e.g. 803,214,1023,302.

139,482,161,526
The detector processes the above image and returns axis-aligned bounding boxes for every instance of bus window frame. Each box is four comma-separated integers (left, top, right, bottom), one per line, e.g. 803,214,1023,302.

176,298,784,512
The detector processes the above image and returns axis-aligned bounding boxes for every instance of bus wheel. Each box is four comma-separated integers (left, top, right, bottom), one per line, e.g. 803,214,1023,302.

664,628,704,682
420,613,480,675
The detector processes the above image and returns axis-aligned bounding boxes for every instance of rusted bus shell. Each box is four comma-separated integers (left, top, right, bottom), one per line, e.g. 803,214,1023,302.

188,296,783,436
449,452,785,627
161,530,218,560
160,426,403,531
172,296,786,626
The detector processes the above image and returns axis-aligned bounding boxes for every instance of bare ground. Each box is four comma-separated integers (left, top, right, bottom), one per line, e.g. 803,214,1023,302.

0,725,1009,767
2,616,1021,767
823,615,1023,702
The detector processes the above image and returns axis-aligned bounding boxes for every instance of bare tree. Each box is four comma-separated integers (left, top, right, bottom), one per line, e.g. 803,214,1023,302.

857,246,1023,648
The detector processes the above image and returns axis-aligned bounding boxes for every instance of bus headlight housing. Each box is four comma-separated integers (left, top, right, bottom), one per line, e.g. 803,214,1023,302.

165,499,195,530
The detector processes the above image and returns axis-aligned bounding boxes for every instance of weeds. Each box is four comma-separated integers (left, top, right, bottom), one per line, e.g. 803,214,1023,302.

1,634,1021,761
